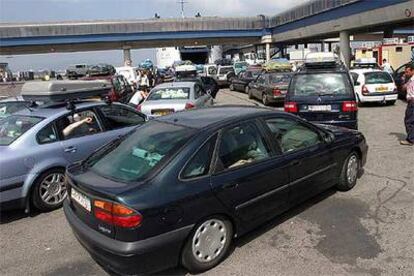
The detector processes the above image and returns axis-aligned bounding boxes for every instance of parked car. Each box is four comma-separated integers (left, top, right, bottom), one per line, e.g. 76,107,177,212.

87,64,116,77
350,69,397,105
350,58,381,70
230,69,262,93
285,52,358,129
138,82,213,117
0,81,147,212
202,64,218,77
66,64,89,79
215,65,235,86
64,106,368,275
82,74,133,103
247,71,293,105
116,66,139,86
175,76,219,99
393,62,412,100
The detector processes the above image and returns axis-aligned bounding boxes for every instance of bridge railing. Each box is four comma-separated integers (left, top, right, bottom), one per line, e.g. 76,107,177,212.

269,0,360,27
0,17,266,38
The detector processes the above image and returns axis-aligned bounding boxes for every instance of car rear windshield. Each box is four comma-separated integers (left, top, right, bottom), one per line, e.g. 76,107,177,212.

269,73,292,84
364,72,393,84
291,73,352,96
0,115,43,146
147,88,190,100
90,122,195,182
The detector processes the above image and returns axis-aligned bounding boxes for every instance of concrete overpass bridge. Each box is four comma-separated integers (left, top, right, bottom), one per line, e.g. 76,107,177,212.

0,0,413,66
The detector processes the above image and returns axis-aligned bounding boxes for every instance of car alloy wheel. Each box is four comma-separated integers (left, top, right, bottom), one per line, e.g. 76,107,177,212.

262,93,269,106
336,152,360,191
192,219,228,263
245,86,249,94
229,83,234,91
33,168,67,211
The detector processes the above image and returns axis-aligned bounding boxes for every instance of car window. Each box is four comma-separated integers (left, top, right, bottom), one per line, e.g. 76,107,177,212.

219,67,234,75
56,109,102,140
269,73,292,84
182,134,217,179
0,115,43,146
194,85,203,99
147,87,190,100
217,123,270,170
256,75,266,84
364,72,393,84
37,124,58,144
89,122,195,182
291,73,351,96
0,102,27,119
244,71,252,78
99,105,145,129
265,118,321,153
350,72,359,85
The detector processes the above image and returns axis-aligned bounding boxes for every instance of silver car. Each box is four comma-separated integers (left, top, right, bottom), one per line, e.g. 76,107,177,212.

0,101,146,212
138,82,213,117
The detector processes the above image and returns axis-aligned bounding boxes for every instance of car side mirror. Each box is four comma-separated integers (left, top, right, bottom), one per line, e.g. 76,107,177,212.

323,132,335,144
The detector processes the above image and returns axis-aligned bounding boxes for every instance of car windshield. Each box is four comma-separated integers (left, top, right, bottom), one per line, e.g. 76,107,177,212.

219,67,233,74
292,73,351,96
0,115,43,146
364,72,393,84
269,73,292,84
90,122,195,182
147,87,190,100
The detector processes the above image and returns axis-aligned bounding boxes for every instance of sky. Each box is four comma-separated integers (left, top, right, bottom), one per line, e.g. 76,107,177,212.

0,0,306,71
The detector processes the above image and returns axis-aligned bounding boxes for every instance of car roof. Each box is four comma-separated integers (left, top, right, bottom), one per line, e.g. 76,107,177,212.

350,69,386,74
156,106,278,129
153,82,195,89
11,100,106,118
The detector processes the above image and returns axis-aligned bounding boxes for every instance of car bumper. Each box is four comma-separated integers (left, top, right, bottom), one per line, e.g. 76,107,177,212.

269,95,286,103
359,92,398,102
64,201,194,275
311,120,358,130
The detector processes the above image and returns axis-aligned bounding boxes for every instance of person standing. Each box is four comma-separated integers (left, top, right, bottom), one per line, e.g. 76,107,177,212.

401,63,414,146
382,59,393,74
139,71,149,91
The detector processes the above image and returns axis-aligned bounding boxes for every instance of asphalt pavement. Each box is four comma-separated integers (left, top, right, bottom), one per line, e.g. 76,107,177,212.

1,88,413,276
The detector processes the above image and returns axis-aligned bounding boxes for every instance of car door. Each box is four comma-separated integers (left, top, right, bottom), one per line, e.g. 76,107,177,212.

263,116,336,206
97,103,146,133
253,75,266,99
210,120,290,223
57,107,120,164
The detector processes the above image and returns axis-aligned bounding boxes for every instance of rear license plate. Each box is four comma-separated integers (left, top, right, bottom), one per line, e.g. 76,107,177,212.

375,86,388,92
152,110,173,116
308,105,332,112
71,188,91,212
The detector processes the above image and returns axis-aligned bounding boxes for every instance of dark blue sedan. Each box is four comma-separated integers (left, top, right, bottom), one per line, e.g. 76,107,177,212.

64,106,368,275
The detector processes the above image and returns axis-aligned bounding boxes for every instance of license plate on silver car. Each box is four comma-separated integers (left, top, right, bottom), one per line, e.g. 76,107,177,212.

71,188,91,212
308,105,332,112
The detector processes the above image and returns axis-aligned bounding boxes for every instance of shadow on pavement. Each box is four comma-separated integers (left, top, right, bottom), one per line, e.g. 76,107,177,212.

389,132,406,141
0,208,41,224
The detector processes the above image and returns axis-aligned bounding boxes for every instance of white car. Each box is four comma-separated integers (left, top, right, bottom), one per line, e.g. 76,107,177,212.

116,66,139,85
350,69,397,105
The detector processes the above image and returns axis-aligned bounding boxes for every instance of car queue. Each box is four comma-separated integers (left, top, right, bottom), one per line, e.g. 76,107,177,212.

0,53,412,275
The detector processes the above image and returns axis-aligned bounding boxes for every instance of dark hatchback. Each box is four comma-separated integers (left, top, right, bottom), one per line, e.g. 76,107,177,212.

64,106,367,275
285,61,358,129
248,71,293,106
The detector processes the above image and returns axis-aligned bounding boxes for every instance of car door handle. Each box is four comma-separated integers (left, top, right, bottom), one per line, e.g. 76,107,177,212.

64,146,77,153
289,160,301,166
222,182,239,190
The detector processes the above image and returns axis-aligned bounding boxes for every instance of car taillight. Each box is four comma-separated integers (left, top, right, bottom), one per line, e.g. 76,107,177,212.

185,102,195,109
342,101,358,112
284,102,298,113
361,85,369,95
272,89,281,96
94,200,142,228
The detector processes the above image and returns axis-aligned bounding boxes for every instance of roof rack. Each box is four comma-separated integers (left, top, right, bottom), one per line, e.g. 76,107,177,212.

303,52,341,68
21,80,111,103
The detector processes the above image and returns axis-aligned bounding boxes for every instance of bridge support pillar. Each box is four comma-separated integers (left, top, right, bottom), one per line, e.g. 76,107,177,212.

265,43,270,62
339,31,351,68
321,42,325,52
123,47,132,66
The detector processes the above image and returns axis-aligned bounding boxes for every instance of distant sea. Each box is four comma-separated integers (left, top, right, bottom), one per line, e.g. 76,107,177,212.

0,48,156,72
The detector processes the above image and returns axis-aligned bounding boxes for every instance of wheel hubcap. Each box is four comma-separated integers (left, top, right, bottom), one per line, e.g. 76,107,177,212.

192,219,227,263
347,155,358,184
39,173,67,206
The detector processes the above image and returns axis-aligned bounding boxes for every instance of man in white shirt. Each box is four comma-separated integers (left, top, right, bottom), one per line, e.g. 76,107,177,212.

382,59,393,74
401,63,414,146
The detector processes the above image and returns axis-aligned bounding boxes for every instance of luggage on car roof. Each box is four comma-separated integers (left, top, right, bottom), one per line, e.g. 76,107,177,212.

263,60,292,72
21,80,111,102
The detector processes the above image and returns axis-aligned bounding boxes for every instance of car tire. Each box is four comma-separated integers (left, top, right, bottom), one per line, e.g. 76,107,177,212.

32,168,67,212
245,86,250,95
386,100,396,106
181,216,233,273
229,83,234,91
247,88,253,99
336,152,360,191
262,93,269,106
